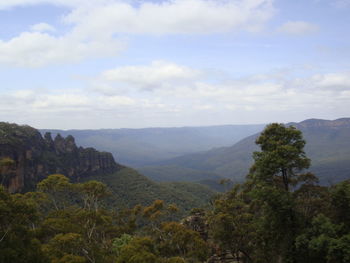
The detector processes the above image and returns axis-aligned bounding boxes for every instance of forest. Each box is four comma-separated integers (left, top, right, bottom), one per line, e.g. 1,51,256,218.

1,123,350,263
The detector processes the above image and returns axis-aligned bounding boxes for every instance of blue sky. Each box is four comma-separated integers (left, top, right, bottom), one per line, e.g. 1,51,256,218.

0,0,349,129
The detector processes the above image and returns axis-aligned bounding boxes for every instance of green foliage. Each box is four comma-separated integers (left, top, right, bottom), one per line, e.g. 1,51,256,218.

149,119,350,185
2,122,350,263
208,185,256,261
84,168,215,216
0,122,39,145
43,233,85,262
329,180,350,227
158,222,210,261
116,237,160,263
0,157,15,169
77,180,110,212
163,257,186,263
0,186,46,263
207,124,350,263
295,214,350,263
112,234,133,256
0,173,211,263
249,123,311,190
138,165,223,183
37,174,74,210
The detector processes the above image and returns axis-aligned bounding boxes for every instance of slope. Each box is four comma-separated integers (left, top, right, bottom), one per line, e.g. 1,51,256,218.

0,122,216,212
41,124,265,167
146,118,350,184
81,167,217,213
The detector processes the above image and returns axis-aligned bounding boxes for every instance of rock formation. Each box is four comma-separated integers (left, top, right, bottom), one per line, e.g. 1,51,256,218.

183,211,240,263
0,122,121,193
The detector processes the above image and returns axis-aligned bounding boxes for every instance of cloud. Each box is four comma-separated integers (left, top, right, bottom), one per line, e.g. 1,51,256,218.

277,21,319,35
311,72,350,90
30,23,56,32
1,63,349,128
0,0,275,67
0,89,138,112
0,32,125,67
65,0,275,35
1,0,275,34
101,95,136,107
100,61,201,91
0,0,99,10
93,61,350,115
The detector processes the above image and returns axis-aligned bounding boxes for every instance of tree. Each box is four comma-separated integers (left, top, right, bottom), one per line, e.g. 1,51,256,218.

116,237,160,263
209,185,255,262
246,124,319,262
157,222,209,261
0,186,46,263
329,180,350,229
295,213,350,263
249,123,311,191
37,174,73,210
77,180,110,212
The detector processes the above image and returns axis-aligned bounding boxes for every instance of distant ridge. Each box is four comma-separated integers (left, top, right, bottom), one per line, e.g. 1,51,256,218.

41,124,265,167
142,118,350,184
290,118,350,128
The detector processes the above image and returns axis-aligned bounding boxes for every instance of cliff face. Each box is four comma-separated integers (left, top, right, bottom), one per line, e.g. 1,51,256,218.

0,122,121,193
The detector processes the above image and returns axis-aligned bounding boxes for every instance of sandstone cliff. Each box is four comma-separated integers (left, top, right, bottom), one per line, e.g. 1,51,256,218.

0,122,121,193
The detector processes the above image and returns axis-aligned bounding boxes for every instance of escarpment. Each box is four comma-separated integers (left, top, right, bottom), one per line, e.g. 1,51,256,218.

0,122,121,193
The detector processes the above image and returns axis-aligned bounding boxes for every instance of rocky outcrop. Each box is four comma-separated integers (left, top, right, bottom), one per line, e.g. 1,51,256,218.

182,211,208,241
0,122,121,193
182,211,241,263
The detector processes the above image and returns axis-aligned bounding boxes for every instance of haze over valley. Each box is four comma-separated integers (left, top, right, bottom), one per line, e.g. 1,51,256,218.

1,1,350,262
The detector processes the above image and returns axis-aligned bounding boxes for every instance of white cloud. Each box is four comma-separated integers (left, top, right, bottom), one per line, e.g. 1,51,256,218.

93,62,350,116
311,72,350,89
277,21,319,35
1,65,349,128
65,0,275,36
30,23,56,32
0,0,101,10
0,89,139,112
0,0,275,67
100,61,201,91
100,95,136,106
31,94,90,109
0,32,125,67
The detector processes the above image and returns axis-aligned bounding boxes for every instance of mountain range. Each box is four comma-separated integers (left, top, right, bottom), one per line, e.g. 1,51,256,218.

40,118,350,185
140,118,350,185
0,122,216,213
41,124,265,167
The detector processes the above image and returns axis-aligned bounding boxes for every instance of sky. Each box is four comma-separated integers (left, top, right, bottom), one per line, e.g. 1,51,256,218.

0,0,349,129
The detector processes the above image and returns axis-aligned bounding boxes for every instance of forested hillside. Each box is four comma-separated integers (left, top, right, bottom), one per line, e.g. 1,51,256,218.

146,118,350,184
1,123,349,263
0,122,216,213
82,167,216,213
41,124,264,167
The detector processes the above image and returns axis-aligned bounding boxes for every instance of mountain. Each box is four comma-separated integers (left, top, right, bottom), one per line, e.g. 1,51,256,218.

139,165,223,182
0,122,119,193
145,118,350,184
0,122,216,212
41,124,265,167
82,167,216,212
